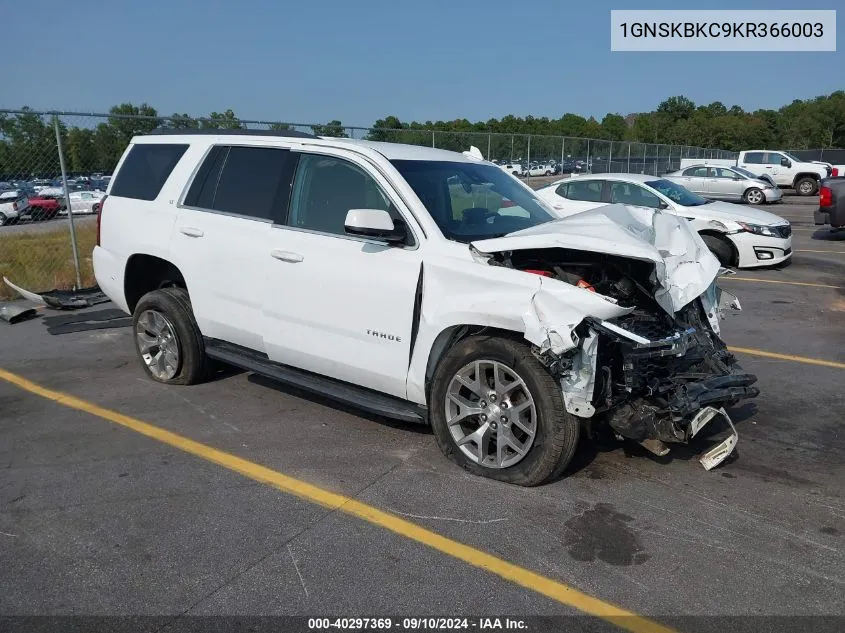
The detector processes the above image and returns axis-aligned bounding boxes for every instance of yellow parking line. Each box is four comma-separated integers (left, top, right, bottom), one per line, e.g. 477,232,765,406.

721,277,841,289
796,249,845,254
728,347,845,370
0,367,675,633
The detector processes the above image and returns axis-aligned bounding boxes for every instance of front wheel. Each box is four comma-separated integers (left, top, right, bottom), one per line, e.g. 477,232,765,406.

429,335,580,486
701,234,735,267
0,212,7,226
795,177,818,196
743,187,764,205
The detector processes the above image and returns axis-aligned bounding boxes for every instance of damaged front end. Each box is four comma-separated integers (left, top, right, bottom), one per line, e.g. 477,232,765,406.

472,205,759,470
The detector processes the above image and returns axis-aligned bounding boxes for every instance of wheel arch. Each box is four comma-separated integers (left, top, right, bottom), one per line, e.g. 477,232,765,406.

792,172,820,188
698,230,738,267
124,254,188,313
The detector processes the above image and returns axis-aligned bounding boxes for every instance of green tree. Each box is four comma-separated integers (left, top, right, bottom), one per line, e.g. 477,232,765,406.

201,109,243,130
108,102,160,143
656,96,695,123
311,120,348,137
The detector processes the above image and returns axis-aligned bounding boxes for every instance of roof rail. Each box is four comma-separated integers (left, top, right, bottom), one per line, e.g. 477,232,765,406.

146,128,318,139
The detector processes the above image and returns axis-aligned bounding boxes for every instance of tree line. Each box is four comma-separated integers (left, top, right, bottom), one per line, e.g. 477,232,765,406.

1,91,843,177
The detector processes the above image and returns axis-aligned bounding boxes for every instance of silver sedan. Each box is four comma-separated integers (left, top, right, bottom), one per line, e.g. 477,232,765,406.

664,165,782,204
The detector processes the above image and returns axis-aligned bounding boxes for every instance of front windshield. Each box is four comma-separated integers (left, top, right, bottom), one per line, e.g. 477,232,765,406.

645,178,709,207
391,160,555,242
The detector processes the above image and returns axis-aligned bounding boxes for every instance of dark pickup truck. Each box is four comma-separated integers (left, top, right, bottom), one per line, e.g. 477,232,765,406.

815,178,845,228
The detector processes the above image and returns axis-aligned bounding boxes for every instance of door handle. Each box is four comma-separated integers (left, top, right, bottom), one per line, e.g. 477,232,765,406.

271,250,304,263
179,226,204,238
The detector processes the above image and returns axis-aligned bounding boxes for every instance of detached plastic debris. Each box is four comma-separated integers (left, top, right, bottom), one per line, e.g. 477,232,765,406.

0,300,39,324
3,276,110,310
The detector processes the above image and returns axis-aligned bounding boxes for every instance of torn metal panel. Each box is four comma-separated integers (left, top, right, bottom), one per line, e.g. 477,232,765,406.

0,301,39,325
472,203,720,315
559,330,598,418
3,277,109,310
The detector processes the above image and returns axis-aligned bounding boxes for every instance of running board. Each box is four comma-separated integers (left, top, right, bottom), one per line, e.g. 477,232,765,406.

204,339,427,424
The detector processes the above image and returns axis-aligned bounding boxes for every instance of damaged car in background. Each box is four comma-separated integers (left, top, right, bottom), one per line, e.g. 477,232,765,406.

94,133,758,487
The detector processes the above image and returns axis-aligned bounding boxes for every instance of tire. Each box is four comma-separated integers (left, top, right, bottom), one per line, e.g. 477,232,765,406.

92,203,101,214
429,335,580,486
545,171,551,176
701,234,734,267
132,287,209,385
795,176,818,196
743,187,764,205
0,213,7,226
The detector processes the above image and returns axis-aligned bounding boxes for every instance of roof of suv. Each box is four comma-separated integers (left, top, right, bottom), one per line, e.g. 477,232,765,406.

135,130,478,164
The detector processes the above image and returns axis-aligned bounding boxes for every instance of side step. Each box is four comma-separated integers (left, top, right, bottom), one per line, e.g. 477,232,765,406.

204,339,428,424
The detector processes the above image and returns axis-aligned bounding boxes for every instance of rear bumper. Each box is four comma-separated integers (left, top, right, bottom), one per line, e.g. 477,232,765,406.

92,246,130,314
816,206,845,227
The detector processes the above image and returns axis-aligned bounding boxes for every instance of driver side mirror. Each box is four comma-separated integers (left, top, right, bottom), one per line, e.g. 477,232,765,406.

780,157,791,167
344,209,406,243
658,201,670,210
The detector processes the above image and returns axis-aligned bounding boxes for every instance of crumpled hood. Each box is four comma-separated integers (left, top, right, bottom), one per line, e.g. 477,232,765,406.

472,203,721,314
685,200,789,226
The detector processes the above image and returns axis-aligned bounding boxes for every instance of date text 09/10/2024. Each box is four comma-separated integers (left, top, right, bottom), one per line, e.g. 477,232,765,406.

307,617,528,630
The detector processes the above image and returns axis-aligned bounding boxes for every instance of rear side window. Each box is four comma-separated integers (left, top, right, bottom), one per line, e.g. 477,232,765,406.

110,143,188,200
744,152,764,164
565,180,604,202
184,146,293,221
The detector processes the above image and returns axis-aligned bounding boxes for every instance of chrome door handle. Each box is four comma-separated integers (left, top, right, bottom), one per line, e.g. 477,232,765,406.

271,250,304,263
179,226,204,237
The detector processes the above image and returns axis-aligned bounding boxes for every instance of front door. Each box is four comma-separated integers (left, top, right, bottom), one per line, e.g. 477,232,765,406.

262,150,422,398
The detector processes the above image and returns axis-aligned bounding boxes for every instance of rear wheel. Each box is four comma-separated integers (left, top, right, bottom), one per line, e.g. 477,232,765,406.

701,233,735,267
0,213,7,226
795,177,818,196
132,287,209,385
430,335,580,486
743,187,764,205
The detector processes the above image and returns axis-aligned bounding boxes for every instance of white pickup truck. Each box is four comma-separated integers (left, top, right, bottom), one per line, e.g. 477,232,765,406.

680,150,835,196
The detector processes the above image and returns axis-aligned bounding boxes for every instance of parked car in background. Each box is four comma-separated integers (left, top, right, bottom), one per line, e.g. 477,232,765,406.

664,165,782,205
0,190,29,226
680,150,831,196
59,190,106,215
536,174,792,268
498,162,525,177
21,195,62,221
527,164,553,177
815,178,845,228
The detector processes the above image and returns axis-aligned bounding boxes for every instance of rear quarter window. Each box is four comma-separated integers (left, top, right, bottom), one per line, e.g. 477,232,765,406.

110,143,188,201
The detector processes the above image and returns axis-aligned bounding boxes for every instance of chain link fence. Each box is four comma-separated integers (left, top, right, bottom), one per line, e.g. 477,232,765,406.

1,108,738,300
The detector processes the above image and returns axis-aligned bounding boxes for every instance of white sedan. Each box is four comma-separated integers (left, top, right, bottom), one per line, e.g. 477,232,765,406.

58,190,106,215
536,174,792,268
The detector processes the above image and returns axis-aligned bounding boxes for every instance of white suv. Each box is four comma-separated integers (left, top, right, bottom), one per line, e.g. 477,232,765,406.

94,130,759,485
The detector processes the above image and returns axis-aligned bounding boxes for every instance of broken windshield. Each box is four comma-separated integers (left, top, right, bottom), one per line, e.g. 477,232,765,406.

391,160,555,242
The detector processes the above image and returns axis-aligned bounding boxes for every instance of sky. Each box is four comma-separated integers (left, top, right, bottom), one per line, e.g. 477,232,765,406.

2,0,842,127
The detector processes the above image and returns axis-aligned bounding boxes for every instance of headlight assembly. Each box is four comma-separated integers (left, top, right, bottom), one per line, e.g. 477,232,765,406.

737,222,777,237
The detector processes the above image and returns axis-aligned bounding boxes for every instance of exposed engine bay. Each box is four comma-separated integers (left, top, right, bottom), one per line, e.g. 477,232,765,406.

488,247,760,468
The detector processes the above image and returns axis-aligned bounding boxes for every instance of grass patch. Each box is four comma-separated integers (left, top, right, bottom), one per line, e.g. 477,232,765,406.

0,223,97,300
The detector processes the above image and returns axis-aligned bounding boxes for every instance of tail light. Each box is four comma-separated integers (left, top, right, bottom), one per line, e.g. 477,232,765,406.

524,269,553,277
819,186,832,207
96,195,107,246
833,168,839,177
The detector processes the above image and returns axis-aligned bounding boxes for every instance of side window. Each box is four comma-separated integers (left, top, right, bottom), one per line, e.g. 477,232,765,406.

184,146,292,221
744,152,764,164
565,180,603,202
287,154,399,237
609,182,662,208
554,183,568,197
111,143,188,201
714,168,737,178
766,153,784,165
684,167,708,177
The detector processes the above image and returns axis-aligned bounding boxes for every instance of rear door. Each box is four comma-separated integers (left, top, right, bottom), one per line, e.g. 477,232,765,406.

171,144,296,351
680,166,708,195
548,179,606,216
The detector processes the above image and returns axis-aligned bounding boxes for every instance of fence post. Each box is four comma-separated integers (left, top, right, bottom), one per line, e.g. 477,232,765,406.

53,115,82,289
561,137,565,172
627,142,631,172
586,139,591,173
526,135,532,182
643,144,647,174
487,133,491,161
431,130,435,148
654,145,659,175
608,142,613,174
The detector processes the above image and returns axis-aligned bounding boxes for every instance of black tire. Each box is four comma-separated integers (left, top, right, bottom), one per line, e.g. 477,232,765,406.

132,287,209,385
92,203,101,214
743,187,764,205
429,335,580,486
0,212,7,226
795,176,818,196
701,234,734,267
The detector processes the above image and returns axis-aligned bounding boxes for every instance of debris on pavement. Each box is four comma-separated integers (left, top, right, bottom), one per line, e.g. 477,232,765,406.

3,276,110,310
